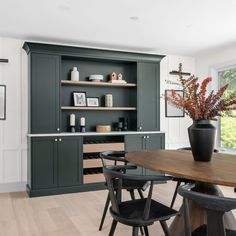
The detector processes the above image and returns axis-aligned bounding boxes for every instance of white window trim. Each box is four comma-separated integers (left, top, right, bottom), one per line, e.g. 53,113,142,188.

209,60,236,153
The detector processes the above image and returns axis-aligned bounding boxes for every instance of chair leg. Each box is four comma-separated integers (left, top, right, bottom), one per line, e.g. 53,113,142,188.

132,226,139,236
144,226,149,236
138,189,144,199
170,181,181,208
160,221,170,236
99,193,110,231
129,189,136,200
129,189,145,235
109,219,118,236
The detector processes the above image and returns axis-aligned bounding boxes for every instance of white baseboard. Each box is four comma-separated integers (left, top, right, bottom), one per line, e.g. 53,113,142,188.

0,181,27,193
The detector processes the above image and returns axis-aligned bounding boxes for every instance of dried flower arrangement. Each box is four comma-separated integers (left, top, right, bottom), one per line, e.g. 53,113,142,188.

166,66,236,121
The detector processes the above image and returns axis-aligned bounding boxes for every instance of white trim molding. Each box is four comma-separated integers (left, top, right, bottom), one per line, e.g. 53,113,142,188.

0,181,26,193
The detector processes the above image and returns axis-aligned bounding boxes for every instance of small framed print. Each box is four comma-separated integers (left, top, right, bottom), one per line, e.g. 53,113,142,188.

165,89,185,117
0,85,6,120
73,92,86,106
87,97,99,107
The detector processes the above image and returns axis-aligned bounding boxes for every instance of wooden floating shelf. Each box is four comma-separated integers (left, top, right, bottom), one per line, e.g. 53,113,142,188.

61,80,136,87
61,106,136,111
169,71,191,76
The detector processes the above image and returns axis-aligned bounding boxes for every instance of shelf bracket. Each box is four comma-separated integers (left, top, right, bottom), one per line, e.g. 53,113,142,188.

0,59,9,63
169,63,191,76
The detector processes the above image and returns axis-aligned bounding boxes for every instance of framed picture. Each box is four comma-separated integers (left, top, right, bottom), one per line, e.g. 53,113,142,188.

0,85,6,120
165,89,184,117
87,97,99,107
73,91,86,106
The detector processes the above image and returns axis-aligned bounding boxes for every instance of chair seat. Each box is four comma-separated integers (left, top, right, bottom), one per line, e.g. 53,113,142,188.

192,224,236,236
110,198,177,226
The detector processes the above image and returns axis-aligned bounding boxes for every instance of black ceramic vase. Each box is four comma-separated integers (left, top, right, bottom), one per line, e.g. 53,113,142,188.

188,120,216,162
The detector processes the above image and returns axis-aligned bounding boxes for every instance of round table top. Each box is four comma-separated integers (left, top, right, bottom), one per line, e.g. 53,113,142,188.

126,149,236,187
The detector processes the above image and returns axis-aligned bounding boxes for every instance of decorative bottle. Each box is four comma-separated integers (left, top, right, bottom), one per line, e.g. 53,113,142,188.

71,67,79,81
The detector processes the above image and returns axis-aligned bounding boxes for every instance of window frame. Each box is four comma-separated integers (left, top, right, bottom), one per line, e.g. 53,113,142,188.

210,61,236,152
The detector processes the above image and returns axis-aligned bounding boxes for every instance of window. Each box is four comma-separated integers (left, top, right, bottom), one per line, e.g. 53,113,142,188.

218,68,236,149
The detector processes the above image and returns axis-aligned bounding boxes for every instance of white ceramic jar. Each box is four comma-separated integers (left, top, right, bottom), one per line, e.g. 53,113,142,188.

105,94,113,107
71,67,79,81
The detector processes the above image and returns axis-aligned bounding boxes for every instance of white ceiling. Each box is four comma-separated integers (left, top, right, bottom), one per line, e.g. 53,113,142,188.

1,0,236,56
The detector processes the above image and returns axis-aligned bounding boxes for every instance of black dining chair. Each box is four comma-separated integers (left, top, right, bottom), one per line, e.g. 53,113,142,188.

99,151,150,231
170,147,219,209
178,183,236,236
103,164,178,236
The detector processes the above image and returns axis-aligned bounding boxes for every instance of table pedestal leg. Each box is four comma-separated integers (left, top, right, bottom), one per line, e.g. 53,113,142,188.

169,182,236,236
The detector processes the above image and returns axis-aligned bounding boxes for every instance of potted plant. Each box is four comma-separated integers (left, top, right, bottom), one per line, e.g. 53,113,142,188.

166,74,236,161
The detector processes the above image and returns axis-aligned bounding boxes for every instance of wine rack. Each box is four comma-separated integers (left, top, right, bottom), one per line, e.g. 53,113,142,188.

83,137,125,184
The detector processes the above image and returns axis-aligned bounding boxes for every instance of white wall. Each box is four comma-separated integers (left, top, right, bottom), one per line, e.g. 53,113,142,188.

0,38,28,192
195,45,236,147
0,37,195,192
160,55,195,149
196,45,236,79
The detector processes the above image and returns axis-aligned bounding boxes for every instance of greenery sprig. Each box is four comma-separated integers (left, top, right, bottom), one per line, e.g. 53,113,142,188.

166,75,236,120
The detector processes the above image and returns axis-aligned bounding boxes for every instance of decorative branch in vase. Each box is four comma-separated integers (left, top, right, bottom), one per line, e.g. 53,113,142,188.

165,66,236,161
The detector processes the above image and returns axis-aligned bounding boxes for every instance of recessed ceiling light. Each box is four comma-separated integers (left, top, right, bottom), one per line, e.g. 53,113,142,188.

130,16,139,21
58,4,70,11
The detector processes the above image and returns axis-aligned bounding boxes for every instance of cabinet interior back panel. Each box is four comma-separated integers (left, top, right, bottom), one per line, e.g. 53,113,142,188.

61,58,137,83
61,110,137,132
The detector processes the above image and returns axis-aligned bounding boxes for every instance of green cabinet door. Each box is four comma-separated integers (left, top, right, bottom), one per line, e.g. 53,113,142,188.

31,53,60,133
145,134,165,150
58,137,83,187
144,134,165,175
32,137,57,189
125,134,146,175
125,133,165,175
137,63,160,131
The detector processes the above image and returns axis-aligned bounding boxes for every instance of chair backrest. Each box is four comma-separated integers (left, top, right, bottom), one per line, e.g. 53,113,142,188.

103,165,172,220
178,147,219,153
100,150,126,168
178,184,236,236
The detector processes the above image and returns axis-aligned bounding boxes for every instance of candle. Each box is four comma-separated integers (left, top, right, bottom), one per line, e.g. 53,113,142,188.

80,117,85,126
105,94,113,107
70,114,75,126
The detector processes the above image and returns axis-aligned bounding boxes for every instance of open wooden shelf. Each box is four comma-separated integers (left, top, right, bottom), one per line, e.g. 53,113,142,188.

61,106,136,111
61,80,136,87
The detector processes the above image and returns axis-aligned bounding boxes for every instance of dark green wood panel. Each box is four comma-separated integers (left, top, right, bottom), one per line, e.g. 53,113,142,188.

137,63,160,131
23,42,165,63
125,134,145,175
32,137,57,189
145,134,165,150
58,137,83,187
31,53,60,133
145,134,165,175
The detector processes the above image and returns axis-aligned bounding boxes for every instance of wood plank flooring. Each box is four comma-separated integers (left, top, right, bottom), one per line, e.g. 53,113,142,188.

0,181,235,236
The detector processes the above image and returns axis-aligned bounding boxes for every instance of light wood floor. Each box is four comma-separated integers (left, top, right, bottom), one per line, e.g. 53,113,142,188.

0,181,235,236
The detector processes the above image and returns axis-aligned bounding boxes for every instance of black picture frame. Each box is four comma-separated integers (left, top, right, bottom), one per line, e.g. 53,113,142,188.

165,89,185,117
73,91,86,106
87,97,99,107
0,85,6,120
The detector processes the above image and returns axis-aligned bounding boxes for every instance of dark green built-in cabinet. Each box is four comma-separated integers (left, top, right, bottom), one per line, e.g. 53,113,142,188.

30,54,60,133
137,63,160,131
125,133,165,175
24,42,165,197
30,136,83,196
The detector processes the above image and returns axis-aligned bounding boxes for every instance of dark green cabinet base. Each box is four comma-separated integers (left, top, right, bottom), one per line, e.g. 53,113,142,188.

29,136,83,197
26,183,106,197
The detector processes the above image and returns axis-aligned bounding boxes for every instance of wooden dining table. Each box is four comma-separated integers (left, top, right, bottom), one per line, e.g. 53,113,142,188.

126,149,236,236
